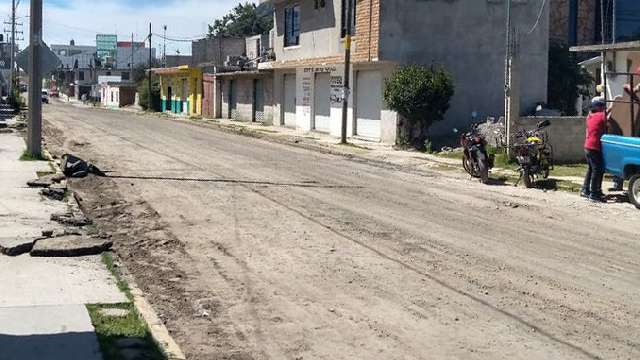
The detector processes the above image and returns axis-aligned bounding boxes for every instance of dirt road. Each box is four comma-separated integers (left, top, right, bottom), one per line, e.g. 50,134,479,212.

43,102,640,360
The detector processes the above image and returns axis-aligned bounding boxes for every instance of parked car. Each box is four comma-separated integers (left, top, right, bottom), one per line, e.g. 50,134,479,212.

41,89,49,104
602,135,640,209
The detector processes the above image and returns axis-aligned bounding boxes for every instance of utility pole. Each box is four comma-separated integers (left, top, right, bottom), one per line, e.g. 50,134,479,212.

5,0,23,97
27,0,43,157
504,0,512,155
130,32,134,74
340,0,353,144
162,25,167,68
10,0,16,96
148,23,152,111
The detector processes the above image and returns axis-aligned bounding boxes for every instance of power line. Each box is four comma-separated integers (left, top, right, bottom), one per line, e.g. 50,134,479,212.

525,0,547,35
152,33,205,43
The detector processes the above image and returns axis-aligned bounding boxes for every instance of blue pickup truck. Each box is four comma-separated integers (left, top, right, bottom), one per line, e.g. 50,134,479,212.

602,135,640,209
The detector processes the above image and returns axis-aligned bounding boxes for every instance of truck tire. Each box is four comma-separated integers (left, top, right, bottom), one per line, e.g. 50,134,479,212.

629,175,640,209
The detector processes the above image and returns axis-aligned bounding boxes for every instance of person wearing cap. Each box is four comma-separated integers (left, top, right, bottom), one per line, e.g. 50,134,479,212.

582,97,608,201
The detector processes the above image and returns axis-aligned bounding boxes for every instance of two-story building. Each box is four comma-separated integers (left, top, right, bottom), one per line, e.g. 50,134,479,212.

259,0,550,143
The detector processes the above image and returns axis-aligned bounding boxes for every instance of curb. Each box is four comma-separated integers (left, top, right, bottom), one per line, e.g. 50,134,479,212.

128,281,186,360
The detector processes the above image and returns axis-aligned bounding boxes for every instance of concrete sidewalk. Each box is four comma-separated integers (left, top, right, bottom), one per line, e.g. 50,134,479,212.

0,131,127,360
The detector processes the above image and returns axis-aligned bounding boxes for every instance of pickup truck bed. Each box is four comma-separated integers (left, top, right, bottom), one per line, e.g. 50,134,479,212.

602,135,640,208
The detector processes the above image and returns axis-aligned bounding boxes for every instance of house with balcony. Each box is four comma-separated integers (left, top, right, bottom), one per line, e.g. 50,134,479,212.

258,0,550,142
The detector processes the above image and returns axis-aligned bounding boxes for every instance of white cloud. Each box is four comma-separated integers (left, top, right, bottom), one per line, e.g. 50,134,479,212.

0,0,240,55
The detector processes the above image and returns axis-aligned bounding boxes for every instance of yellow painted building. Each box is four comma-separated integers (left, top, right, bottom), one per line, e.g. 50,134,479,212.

154,66,203,116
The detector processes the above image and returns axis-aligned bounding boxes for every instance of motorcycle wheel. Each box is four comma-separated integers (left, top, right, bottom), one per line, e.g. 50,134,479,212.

522,168,535,188
477,152,489,184
462,153,474,176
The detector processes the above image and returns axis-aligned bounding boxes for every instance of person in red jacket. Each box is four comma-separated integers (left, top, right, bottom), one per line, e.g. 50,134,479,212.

582,97,608,201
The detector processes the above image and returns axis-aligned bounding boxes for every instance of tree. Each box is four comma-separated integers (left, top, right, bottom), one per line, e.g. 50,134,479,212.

138,76,161,112
384,65,455,150
132,59,161,85
208,2,273,38
547,41,593,116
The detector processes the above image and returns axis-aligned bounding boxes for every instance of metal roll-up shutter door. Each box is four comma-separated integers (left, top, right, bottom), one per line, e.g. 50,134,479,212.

284,74,297,128
355,70,382,140
313,73,331,132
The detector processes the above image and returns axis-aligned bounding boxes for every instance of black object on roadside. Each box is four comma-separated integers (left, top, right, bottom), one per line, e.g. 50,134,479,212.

61,154,106,178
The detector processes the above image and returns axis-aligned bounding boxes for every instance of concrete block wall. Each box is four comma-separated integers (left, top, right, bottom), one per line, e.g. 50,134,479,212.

515,116,586,164
379,0,550,139
192,37,246,67
218,75,275,124
549,0,597,46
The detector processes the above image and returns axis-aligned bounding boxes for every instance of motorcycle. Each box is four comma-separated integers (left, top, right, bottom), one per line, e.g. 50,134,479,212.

456,123,494,184
511,119,554,188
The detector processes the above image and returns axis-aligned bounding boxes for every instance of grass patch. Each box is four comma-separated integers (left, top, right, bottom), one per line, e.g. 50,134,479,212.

19,150,45,161
101,252,132,301
86,303,166,360
550,163,588,177
434,150,463,160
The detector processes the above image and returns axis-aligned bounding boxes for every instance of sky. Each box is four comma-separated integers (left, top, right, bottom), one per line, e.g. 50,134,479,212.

0,0,242,55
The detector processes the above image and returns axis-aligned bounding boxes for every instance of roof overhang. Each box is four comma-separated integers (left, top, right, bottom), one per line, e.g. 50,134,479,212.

151,65,202,76
578,56,602,67
570,41,640,53
213,70,273,77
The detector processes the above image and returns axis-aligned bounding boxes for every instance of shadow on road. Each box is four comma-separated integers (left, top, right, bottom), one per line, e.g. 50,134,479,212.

0,332,102,360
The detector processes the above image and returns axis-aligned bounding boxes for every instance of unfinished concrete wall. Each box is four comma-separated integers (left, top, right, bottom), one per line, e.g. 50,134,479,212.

273,0,342,63
379,0,550,139
192,37,246,67
515,116,586,164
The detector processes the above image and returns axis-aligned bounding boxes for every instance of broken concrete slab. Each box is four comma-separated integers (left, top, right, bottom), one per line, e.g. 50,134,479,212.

27,173,66,188
0,237,37,256
41,187,66,201
30,235,112,257
51,212,92,226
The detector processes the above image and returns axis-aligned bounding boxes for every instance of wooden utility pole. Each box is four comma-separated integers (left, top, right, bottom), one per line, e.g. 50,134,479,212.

27,0,42,156
340,0,353,144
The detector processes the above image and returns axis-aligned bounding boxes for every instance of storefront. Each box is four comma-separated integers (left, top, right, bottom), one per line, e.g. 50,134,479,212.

153,65,203,117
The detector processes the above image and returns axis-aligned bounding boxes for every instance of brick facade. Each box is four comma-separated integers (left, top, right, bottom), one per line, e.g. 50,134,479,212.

352,0,380,62
549,0,597,45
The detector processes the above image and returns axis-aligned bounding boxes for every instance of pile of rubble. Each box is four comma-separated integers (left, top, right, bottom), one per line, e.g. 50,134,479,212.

0,155,112,257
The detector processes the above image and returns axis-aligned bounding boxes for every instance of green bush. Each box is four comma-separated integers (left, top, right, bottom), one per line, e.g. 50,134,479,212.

384,65,454,150
547,41,592,116
137,77,161,112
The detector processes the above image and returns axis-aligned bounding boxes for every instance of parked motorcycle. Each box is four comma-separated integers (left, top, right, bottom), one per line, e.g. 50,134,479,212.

456,123,494,184
511,119,554,188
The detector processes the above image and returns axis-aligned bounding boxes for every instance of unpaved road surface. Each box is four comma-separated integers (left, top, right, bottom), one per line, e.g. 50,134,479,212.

44,101,640,360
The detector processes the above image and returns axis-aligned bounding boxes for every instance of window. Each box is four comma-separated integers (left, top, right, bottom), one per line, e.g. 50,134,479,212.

314,0,326,9
78,71,85,81
284,5,300,47
341,0,356,38
111,91,114,103
122,72,130,80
